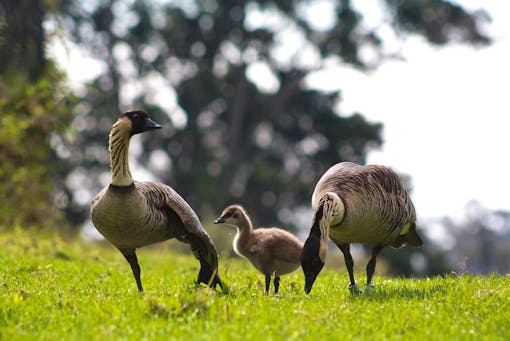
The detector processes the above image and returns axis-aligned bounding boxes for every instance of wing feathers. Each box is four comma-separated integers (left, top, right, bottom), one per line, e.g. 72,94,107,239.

136,181,222,288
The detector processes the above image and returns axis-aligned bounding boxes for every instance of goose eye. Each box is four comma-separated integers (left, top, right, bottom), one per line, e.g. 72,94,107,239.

233,213,239,219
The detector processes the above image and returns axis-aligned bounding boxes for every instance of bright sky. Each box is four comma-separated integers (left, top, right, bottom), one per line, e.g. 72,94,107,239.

307,1,510,222
52,1,510,227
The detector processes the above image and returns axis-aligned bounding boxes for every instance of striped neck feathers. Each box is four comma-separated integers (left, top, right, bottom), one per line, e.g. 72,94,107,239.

313,192,345,262
109,117,133,186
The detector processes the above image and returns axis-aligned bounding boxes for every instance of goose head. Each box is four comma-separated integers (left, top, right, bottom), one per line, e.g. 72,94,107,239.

214,205,246,229
301,204,326,294
115,110,162,136
301,192,343,294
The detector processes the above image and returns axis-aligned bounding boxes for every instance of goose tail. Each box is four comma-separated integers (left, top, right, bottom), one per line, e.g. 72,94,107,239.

390,223,424,248
403,223,424,247
188,233,224,290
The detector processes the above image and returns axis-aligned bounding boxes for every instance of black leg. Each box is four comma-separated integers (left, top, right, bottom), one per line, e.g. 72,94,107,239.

274,276,280,294
264,274,271,294
336,243,356,287
366,246,383,285
120,249,143,292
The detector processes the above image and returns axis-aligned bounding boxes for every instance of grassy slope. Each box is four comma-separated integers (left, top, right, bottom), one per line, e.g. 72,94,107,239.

0,229,509,340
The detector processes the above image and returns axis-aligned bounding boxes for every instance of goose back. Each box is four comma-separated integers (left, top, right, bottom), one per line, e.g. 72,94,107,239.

312,162,415,247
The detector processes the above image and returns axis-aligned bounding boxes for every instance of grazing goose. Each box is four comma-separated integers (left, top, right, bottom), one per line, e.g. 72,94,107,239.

214,205,303,294
90,110,223,292
301,162,423,294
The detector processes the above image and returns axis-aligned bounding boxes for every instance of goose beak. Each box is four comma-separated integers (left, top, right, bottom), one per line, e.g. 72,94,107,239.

304,271,318,294
143,118,162,131
213,217,225,224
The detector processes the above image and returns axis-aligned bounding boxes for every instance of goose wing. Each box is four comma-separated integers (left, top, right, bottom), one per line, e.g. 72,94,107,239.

136,181,222,288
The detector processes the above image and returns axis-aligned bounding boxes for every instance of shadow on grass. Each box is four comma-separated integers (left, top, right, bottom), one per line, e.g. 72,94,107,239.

357,284,447,301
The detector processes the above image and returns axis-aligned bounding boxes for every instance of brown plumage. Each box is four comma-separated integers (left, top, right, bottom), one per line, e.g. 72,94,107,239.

90,110,222,292
214,205,303,294
301,162,423,294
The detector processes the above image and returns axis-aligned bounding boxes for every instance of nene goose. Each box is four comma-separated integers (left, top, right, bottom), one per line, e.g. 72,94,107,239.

214,205,303,294
90,110,223,292
301,162,423,294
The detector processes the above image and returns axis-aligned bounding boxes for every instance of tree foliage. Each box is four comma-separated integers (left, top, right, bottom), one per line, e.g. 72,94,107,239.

55,0,490,229
0,65,76,229
0,1,76,230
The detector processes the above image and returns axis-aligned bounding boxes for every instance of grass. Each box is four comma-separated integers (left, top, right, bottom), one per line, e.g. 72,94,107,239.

1,228,509,340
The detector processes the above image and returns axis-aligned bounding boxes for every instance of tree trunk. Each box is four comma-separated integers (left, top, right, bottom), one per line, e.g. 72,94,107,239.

0,0,45,81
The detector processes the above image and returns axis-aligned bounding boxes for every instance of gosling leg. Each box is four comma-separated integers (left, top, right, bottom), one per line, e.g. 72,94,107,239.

120,249,143,292
264,274,271,294
274,276,280,294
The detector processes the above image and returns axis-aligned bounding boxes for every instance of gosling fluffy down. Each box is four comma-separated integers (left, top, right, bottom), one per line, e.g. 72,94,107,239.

214,205,303,294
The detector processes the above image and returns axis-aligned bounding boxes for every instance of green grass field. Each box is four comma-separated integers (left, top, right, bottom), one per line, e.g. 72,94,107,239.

1,228,509,340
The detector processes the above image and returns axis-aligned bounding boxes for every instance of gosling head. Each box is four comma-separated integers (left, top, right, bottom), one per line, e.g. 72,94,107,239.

116,110,162,136
213,205,245,227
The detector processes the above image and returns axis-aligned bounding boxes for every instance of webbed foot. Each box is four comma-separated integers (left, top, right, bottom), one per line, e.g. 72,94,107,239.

348,283,361,295
363,283,375,294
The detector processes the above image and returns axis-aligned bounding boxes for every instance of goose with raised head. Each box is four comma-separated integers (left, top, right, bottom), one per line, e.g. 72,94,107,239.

214,205,303,294
90,110,223,292
301,162,423,294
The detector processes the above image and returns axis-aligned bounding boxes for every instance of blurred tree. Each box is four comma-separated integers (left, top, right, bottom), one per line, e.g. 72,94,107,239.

54,0,490,229
441,201,510,275
0,1,76,229
0,0,45,80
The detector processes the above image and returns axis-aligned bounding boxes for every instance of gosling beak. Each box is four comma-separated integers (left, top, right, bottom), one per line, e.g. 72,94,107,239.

213,217,225,224
143,118,162,131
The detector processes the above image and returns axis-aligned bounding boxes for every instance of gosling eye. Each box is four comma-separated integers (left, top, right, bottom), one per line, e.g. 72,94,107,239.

232,213,239,219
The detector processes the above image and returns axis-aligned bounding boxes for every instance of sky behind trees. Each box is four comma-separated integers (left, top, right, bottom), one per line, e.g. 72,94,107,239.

50,0,508,224
330,1,509,221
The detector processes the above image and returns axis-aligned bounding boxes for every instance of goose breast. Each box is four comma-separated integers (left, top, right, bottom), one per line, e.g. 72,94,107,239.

91,183,183,248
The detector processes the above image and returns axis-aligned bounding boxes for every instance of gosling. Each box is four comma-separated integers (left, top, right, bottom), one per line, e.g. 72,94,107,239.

91,110,223,292
214,205,303,294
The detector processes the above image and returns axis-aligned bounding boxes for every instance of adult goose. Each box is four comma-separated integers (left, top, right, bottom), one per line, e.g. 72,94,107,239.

91,110,223,292
300,162,423,294
214,205,303,294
